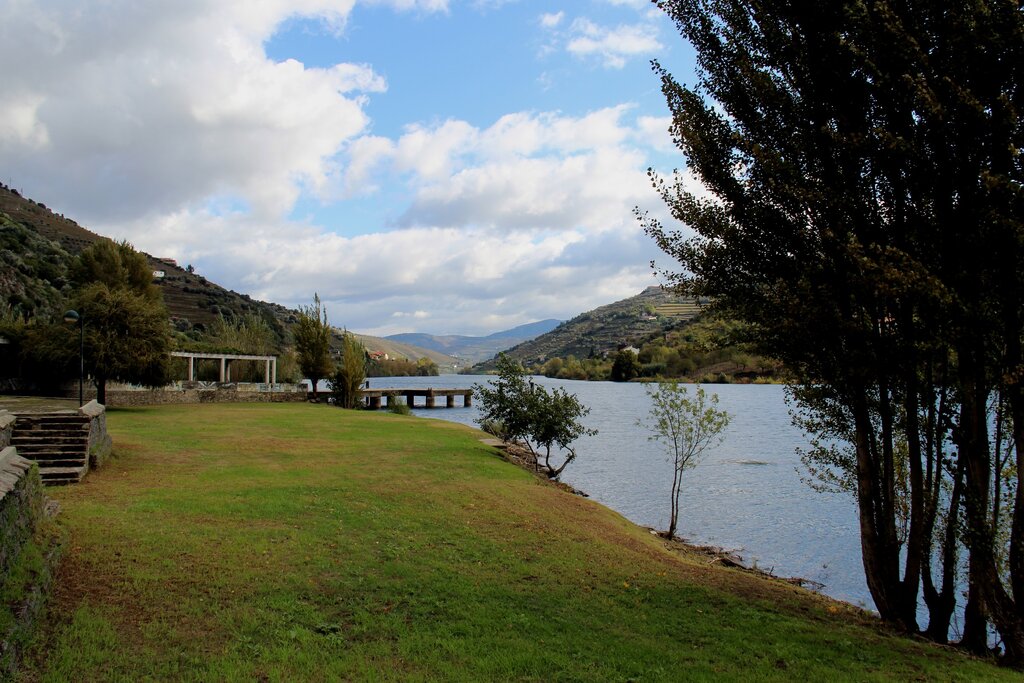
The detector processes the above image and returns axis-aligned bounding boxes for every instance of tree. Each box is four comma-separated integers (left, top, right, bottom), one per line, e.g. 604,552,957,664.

639,382,729,539
293,294,334,400
474,354,596,479
610,349,640,382
57,240,172,403
70,239,159,301
328,332,367,409
73,283,171,403
645,0,1023,657
416,357,439,376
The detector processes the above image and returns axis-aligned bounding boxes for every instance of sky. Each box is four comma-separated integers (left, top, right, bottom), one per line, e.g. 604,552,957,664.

1,0,701,337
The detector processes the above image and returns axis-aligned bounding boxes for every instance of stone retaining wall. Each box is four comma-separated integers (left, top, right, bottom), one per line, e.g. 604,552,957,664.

0,411,12,450
0,443,63,678
80,400,113,469
104,387,309,407
0,446,42,578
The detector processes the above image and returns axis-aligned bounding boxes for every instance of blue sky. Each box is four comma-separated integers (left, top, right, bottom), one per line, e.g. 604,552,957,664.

1,1,700,336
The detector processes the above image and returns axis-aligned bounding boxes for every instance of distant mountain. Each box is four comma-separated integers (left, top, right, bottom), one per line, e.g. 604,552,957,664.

386,318,561,365
474,287,704,370
351,334,459,373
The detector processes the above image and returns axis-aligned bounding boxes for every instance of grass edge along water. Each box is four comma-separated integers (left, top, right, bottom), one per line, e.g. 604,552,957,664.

20,402,1012,681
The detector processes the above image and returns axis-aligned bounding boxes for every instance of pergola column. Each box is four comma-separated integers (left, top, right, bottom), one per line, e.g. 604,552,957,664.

188,356,194,381
219,358,226,382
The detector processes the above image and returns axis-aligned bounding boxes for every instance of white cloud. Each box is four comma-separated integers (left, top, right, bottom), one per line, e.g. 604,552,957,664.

566,18,663,68
0,0,675,336
0,1,422,223
636,115,674,152
540,11,564,28
96,103,675,335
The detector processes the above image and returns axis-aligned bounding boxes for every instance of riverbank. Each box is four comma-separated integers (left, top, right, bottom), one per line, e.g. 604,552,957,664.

19,403,1012,680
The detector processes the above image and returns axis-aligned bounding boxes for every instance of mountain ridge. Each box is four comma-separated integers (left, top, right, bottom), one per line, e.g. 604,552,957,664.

386,319,561,365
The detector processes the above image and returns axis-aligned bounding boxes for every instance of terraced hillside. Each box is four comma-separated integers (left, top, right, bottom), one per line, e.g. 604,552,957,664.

477,286,705,369
0,183,293,335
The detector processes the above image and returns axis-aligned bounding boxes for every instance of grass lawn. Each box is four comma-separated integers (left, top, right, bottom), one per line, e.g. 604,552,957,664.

16,403,1014,681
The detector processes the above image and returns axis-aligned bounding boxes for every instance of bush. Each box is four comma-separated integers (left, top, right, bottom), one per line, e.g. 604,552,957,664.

388,398,412,416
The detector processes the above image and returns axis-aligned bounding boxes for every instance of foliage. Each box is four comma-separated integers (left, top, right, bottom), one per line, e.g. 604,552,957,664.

646,0,1024,656
531,315,783,383
69,238,158,301
55,282,171,403
474,354,596,479
35,240,174,403
367,356,440,377
166,313,282,382
202,314,278,355
639,382,730,539
415,356,439,376
328,332,367,410
610,349,640,382
293,293,334,399
387,397,412,416
0,213,72,320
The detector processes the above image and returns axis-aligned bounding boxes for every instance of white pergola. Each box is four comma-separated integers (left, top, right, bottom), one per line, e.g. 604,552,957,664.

171,351,277,384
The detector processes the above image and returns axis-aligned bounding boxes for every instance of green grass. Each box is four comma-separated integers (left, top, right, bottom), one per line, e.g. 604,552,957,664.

18,403,1013,681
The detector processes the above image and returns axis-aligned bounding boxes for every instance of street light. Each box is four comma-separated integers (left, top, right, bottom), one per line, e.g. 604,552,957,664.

63,309,84,407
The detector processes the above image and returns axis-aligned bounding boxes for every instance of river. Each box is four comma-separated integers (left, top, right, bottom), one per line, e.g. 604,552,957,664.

353,374,873,611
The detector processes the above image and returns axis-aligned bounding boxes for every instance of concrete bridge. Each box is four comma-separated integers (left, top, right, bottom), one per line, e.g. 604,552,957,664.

361,388,472,410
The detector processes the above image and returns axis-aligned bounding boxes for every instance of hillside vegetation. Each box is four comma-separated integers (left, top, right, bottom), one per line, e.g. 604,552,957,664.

472,287,782,382
475,287,702,370
19,403,1012,681
0,184,454,373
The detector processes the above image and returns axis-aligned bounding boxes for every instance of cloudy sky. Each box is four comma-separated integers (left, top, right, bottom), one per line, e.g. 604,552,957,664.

1,0,699,336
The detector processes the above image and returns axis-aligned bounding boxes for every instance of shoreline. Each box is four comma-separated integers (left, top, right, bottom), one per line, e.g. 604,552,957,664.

481,434,862,616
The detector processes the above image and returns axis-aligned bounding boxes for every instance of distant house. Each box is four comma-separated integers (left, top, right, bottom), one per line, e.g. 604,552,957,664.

156,257,178,267
153,270,166,279
368,351,389,361
621,346,640,356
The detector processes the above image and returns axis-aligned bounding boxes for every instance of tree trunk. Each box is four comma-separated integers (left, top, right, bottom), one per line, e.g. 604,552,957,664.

95,377,107,405
923,456,963,643
900,359,925,631
852,385,910,628
668,463,682,539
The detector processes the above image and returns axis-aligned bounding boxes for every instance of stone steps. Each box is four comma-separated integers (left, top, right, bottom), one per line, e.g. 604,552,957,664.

10,413,91,485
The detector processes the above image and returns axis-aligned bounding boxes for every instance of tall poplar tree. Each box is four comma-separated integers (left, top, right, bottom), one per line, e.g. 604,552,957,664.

645,0,1023,660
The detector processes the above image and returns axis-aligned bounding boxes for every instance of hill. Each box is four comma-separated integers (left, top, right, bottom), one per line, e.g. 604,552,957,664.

0,183,455,369
475,286,703,370
0,183,294,337
386,319,561,365
352,333,459,373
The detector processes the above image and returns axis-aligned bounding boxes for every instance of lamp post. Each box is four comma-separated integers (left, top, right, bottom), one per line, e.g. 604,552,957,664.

63,309,84,407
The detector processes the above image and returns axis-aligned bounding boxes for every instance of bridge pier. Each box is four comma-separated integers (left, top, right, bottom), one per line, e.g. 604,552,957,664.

357,388,472,410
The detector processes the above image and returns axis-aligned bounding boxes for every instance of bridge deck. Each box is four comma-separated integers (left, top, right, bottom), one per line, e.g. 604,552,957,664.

360,388,472,409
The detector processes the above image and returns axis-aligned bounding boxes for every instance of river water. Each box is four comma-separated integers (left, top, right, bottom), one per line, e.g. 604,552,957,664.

356,374,872,611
